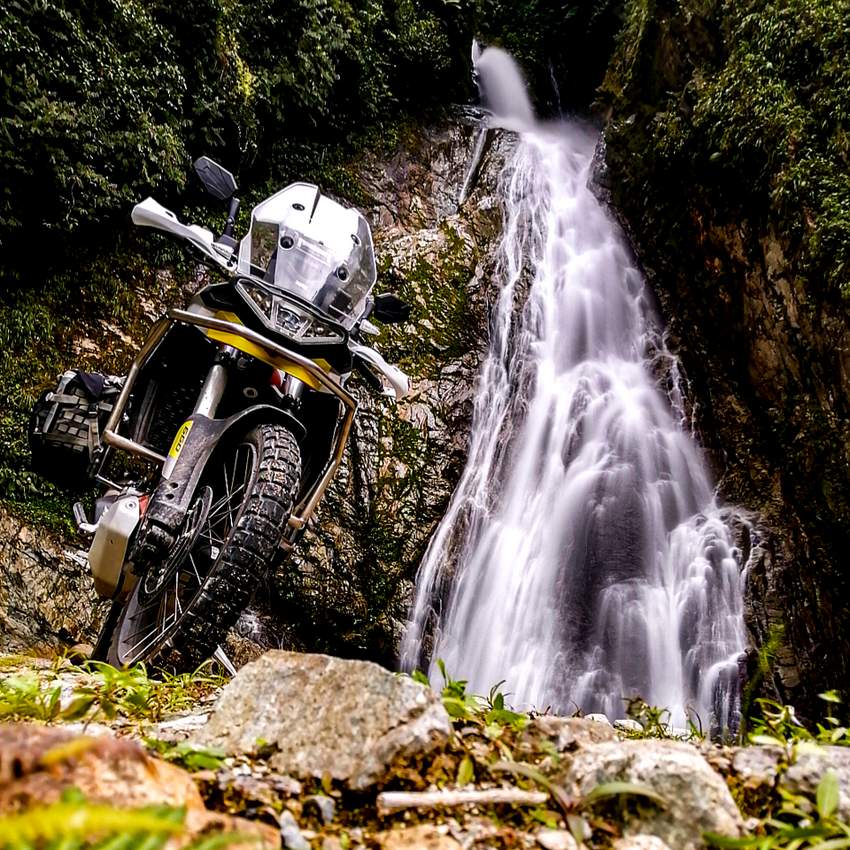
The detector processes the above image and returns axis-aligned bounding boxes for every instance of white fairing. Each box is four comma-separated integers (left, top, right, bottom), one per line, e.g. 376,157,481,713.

88,495,141,598
132,198,234,271
350,343,410,400
237,183,377,329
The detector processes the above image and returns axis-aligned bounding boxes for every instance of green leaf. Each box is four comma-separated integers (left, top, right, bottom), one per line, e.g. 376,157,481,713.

442,696,473,719
456,755,474,787
702,832,764,848
750,734,787,747
820,691,843,705
817,770,841,820
581,781,667,809
61,695,98,722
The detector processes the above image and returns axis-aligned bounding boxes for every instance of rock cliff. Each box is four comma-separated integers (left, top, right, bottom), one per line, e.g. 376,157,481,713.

598,0,850,711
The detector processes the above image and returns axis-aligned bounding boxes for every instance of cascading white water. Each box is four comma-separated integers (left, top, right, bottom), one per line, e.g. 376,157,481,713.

401,49,747,732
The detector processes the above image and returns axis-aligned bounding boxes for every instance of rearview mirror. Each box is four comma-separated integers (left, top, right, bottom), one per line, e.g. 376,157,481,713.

194,156,237,201
372,293,411,325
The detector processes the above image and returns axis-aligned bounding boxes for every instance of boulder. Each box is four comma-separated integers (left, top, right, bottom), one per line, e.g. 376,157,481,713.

524,715,618,752
191,650,451,789
781,746,850,820
563,740,744,850
0,723,277,847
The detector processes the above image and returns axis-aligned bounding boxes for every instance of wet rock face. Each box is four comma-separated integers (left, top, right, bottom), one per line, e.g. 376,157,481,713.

0,507,103,653
259,124,507,663
599,1,850,711
190,650,451,789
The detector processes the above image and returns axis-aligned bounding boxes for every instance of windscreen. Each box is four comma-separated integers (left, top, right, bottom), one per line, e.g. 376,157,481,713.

238,183,377,329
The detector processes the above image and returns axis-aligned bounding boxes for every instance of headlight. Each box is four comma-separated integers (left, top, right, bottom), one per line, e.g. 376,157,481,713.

237,281,345,344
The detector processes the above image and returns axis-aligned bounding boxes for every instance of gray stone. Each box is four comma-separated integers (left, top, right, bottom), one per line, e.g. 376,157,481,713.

613,838,673,850
0,507,105,652
585,713,613,726
614,719,644,733
563,740,744,850
536,829,579,850
781,746,850,819
731,745,782,791
279,810,310,850
191,651,451,789
526,715,617,751
304,794,336,824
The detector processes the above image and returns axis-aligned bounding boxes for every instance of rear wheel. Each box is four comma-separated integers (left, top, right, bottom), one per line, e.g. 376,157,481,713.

105,423,300,671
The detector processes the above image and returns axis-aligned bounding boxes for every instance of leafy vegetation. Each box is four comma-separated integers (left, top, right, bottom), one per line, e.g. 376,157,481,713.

604,0,850,295
0,656,225,724
0,788,248,850
407,663,673,845
747,691,850,749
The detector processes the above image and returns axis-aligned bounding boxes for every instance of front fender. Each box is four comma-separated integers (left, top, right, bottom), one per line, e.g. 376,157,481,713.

143,404,305,539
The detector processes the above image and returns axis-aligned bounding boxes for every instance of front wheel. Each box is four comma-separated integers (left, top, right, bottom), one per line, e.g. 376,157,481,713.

105,423,301,671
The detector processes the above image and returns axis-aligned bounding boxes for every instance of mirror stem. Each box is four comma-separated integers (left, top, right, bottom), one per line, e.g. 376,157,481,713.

223,196,240,240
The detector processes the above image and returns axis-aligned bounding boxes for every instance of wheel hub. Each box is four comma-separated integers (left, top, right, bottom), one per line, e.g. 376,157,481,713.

140,486,213,601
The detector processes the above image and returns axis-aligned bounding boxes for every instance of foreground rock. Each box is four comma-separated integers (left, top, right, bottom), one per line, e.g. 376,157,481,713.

191,650,451,789
563,740,744,850
0,723,277,847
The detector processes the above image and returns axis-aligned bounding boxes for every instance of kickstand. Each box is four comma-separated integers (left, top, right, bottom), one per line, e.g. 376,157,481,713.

213,646,237,677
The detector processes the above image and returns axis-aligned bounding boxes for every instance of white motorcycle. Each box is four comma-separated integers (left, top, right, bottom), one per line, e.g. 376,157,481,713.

30,157,411,671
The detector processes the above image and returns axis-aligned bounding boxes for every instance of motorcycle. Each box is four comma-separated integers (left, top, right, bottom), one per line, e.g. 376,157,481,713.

29,157,411,671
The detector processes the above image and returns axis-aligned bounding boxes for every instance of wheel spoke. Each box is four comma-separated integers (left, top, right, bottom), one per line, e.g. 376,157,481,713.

188,552,202,583
117,438,261,666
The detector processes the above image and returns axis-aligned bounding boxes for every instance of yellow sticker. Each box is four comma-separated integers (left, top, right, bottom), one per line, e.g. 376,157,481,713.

168,420,193,459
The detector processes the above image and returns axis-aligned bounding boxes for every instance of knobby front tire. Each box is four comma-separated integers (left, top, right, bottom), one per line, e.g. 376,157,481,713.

104,423,301,672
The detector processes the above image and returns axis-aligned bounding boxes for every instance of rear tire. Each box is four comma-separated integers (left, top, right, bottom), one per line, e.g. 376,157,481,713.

105,423,300,672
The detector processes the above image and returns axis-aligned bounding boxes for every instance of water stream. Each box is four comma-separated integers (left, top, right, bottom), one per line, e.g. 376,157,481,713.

400,49,747,732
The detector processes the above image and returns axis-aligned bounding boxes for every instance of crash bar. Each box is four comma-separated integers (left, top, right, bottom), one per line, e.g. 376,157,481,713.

101,309,357,531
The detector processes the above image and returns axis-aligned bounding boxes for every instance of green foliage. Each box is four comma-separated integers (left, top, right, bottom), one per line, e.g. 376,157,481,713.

145,739,228,771
0,657,226,724
422,659,529,732
0,0,187,252
604,0,850,294
0,789,248,850
619,696,704,741
747,692,850,748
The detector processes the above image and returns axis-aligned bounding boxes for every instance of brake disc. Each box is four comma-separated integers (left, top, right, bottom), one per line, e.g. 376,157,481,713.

139,485,213,601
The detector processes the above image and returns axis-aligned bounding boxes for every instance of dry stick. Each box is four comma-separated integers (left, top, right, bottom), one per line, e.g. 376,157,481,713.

376,788,549,816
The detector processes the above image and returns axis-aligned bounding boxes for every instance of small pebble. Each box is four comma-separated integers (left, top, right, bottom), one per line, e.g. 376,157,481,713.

536,829,578,850
304,794,336,824
584,713,612,725
279,810,310,850
614,718,644,733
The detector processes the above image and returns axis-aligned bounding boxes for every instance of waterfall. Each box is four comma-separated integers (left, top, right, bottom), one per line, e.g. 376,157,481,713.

400,49,747,732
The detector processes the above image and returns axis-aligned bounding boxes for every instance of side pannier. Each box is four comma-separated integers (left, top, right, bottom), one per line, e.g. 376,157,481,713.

28,371,124,489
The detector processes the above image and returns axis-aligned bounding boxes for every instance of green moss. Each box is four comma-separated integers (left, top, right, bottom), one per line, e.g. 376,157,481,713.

377,222,480,380
0,233,189,531
602,0,850,295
